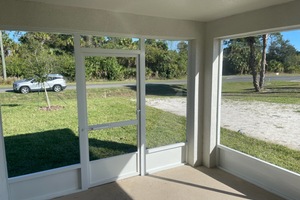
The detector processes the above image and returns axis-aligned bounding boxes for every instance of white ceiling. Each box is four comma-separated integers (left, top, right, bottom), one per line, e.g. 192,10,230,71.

26,0,293,22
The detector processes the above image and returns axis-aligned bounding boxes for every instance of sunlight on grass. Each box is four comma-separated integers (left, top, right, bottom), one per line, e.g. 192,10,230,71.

220,128,300,174
0,86,186,177
222,81,300,104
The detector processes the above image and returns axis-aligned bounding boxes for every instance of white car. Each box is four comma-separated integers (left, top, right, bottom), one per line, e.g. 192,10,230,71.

13,74,67,94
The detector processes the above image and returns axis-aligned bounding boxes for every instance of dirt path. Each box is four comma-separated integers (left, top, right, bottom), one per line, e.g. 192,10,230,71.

146,97,300,150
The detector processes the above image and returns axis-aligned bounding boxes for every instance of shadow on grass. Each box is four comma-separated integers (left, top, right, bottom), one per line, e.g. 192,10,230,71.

4,89,14,93
89,139,137,161
223,85,300,95
126,84,187,97
264,86,300,93
5,129,80,178
5,128,137,177
1,104,22,107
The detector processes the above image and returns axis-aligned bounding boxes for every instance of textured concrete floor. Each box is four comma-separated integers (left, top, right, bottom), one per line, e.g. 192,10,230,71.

56,165,284,200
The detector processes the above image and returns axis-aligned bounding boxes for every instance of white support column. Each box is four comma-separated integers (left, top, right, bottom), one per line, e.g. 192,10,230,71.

138,38,146,176
216,41,224,150
0,107,9,200
202,38,222,168
74,34,90,189
186,39,203,166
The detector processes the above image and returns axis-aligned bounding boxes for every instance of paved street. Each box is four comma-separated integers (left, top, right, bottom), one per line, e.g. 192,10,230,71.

1,75,299,93
0,80,187,93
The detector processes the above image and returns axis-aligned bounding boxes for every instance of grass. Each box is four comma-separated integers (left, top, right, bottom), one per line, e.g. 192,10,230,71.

222,81,300,104
221,128,300,174
1,78,300,177
0,85,186,177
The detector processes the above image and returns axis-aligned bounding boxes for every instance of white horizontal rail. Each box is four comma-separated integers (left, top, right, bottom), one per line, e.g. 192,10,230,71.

147,142,186,154
88,120,138,131
80,48,141,57
218,145,300,200
8,164,81,184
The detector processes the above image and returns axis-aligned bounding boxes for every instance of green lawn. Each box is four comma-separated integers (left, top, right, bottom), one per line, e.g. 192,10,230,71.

222,80,300,104
1,79,300,177
1,86,186,177
221,128,300,174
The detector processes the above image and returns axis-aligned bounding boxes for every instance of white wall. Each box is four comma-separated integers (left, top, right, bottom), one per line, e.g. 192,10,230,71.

207,1,300,39
0,0,203,39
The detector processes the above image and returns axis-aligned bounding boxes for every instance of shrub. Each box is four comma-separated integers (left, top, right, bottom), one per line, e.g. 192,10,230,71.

285,66,300,74
0,76,19,85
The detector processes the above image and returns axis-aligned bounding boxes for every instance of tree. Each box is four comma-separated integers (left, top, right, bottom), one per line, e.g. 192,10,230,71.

4,31,188,82
0,31,18,80
20,32,61,109
259,34,268,89
267,33,298,73
223,39,251,75
245,35,269,92
223,33,300,91
0,31,6,80
145,39,187,79
246,37,260,92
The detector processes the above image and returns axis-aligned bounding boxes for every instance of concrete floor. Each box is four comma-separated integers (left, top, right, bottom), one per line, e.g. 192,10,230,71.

56,165,284,200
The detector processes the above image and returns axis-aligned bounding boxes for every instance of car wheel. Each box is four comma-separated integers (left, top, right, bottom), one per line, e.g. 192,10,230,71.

53,85,62,92
20,86,30,94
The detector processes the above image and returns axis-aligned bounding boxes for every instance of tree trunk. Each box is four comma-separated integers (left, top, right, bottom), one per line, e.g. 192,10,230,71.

247,37,259,92
43,83,51,109
259,34,268,89
0,31,7,81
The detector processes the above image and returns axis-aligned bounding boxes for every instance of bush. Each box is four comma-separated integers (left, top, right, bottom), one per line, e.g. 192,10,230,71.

5,56,28,78
85,57,125,81
285,66,300,74
0,76,19,85
123,68,136,80
55,54,76,81
268,60,284,73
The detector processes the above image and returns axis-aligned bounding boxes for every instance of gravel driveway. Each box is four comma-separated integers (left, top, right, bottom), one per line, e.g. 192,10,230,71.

146,97,300,150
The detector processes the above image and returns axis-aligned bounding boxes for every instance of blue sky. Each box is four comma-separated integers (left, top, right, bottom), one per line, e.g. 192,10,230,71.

281,30,300,51
6,30,300,51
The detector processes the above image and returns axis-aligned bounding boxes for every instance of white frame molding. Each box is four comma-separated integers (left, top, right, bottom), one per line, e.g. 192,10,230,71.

146,143,187,174
215,33,300,200
0,107,9,200
75,35,144,186
218,146,300,200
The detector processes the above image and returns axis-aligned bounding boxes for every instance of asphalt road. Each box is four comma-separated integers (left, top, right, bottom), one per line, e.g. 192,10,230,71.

1,76,299,93
0,80,187,93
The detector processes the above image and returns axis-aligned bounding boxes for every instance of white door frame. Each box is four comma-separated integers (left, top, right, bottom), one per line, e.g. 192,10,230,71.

0,106,9,200
74,34,146,189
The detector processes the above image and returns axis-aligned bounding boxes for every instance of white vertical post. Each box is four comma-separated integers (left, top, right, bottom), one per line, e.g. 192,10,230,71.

216,40,223,166
0,31,7,81
0,106,9,200
216,41,223,146
186,39,202,166
74,34,90,189
138,38,146,176
202,38,221,168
